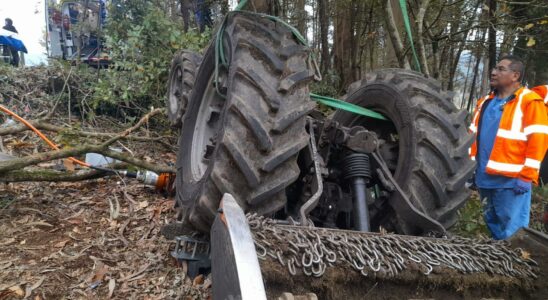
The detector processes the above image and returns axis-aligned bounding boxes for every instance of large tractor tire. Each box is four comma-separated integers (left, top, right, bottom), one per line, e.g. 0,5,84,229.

333,69,476,234
176,14,316,232
166,50,202,127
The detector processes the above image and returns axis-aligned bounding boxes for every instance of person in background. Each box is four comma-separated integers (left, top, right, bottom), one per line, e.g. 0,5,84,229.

2,18,19,67
468,55,548,240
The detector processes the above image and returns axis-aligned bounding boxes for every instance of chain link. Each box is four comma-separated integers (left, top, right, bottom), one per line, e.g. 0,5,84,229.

247,214,538,280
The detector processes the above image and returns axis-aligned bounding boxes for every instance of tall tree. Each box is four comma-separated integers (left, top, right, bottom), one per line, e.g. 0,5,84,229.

384,0,411,69
333,0,354,89
318,0,330,73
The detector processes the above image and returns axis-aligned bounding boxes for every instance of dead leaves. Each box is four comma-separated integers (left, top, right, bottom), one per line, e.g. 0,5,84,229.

24,277,45,299
0,277,44,300
0,286,24,300
108,279,116,298
1,179,210,299
520,249,531,260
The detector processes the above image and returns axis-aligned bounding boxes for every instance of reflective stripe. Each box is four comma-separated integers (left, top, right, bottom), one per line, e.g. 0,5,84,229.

471,95,490,129
496,129,527,141
469,124,477,133
510,89,529,133
486,160,523,172
524,158,541,169
524,125,548,135
470,156,476,161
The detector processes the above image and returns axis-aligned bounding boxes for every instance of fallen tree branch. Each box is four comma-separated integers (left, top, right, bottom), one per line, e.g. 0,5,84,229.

0,112,172,144
0,108,175,176
0,165,125,183
98,149,175,174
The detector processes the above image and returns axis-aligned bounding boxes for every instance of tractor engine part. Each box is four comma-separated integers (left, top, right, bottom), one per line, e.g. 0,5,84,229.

341,153,371,231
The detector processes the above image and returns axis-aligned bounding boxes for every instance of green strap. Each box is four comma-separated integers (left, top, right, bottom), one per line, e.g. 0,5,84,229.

310,93,387,121
234,0,249,11
398,0,421,73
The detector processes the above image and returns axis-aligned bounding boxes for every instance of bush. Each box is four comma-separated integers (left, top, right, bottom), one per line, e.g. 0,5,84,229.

91,0,211,118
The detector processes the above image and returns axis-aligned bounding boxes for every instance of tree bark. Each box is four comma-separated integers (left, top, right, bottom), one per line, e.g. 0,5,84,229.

247,0,280,15
466,28,487,112
384,0,411,69
318,0,330,73
0,164,126,183
333,0,354,89
179,0,191,32
487,0,497,72
295,0,307,39
416,0,431,77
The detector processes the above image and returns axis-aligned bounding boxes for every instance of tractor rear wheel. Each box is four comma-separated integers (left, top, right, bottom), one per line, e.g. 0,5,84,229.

176,14,315,232
166,50,202,127
333,69,475,234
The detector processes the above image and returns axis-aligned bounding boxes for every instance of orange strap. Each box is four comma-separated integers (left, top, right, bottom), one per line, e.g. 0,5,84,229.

0,104,90,167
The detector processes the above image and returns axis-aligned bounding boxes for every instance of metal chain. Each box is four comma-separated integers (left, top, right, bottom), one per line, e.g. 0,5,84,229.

247,214,538,280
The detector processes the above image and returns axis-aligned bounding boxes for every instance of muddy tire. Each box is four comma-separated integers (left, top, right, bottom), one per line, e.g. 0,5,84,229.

333,69,475,234
176,14,316,232
166,50,202,127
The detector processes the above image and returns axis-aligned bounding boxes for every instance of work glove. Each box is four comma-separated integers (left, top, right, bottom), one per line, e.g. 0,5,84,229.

513,179,531,195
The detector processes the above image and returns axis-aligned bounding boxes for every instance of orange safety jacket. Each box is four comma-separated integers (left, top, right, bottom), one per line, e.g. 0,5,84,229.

469,86,548,184
531,85,548,106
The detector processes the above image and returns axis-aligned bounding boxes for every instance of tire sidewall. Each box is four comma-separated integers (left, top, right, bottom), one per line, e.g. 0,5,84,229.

167,52,185,126
177,45,221,210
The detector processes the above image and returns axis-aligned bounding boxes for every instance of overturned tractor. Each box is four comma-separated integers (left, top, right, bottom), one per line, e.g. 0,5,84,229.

166,8,548,300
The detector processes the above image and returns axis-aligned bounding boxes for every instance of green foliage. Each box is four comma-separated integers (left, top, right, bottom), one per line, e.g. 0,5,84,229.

310,69,341,98
91,0,211,117
531,185,548,233
452,193,490,238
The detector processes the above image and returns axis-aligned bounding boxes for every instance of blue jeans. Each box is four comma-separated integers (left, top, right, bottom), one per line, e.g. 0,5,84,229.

479,188,531,240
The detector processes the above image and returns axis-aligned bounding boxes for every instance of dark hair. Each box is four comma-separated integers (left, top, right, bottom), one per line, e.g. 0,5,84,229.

5,18,12,26
499,55,525,82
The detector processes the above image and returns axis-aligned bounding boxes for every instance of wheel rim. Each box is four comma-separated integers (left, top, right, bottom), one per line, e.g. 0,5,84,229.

169,65,184,119
190,74,225,182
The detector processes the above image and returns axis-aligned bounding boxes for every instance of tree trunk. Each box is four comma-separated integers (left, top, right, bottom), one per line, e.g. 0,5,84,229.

333,0,354,89
318,0,330,73
179,0,191,32
466,28,488,112
416,0,430,77
384,0,411,69
295,0,307,39
247,0,280,15
487,0,497,72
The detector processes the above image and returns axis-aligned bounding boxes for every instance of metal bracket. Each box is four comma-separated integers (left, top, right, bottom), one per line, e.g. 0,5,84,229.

299,119,324,226
171,236,211,278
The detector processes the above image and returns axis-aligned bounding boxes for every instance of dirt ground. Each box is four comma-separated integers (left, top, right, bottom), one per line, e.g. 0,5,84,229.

0,109,545,299
0,178,211,300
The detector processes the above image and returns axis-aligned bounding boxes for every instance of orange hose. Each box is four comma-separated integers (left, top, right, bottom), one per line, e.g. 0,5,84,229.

0,104,90,167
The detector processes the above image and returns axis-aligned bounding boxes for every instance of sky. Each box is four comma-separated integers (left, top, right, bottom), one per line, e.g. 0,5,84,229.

0,0,47,65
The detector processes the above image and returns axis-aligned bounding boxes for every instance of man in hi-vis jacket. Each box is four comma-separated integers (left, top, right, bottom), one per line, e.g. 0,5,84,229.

469,55,548,239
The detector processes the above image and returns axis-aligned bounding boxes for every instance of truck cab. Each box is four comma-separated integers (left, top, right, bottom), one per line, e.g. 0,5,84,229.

46,0,110,68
